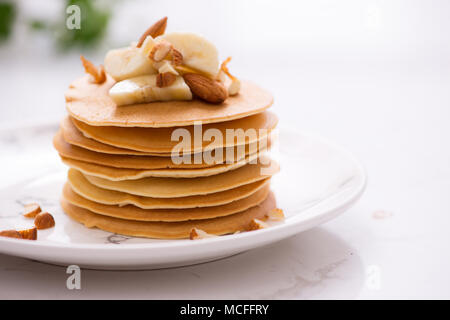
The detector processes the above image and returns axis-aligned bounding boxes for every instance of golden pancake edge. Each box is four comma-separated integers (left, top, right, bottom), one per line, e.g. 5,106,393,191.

66,75,273,128
68,168,271,209
61,192,276,239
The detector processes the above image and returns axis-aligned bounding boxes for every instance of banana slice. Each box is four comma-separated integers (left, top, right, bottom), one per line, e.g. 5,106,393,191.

109,75,192,106
160,32,219,77
104,45,157,82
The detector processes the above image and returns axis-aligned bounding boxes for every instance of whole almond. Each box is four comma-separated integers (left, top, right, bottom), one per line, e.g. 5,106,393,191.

156,72,177,88
34,212,55,230
136,17,168,48
183,73,228,104
0,230,22,239
18,227,37,240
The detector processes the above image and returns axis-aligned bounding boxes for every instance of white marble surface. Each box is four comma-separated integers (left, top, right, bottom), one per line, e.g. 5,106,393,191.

1,0,450,299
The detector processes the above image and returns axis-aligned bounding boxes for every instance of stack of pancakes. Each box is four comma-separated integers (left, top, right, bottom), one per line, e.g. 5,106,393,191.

54,76,279,239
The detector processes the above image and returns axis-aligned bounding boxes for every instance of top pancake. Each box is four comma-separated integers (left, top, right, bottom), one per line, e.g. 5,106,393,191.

65,75,273,128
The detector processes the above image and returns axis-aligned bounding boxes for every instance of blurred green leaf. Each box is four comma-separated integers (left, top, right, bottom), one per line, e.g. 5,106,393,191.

29,20,47,31
0,2,16,42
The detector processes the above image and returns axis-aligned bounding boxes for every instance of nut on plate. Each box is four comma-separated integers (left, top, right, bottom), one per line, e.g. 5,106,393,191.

190,228,217,240
247,218,269,231
34,212,55,230
18,227,37,240
266,208,285,221
23,203,42,218
0,230,22,239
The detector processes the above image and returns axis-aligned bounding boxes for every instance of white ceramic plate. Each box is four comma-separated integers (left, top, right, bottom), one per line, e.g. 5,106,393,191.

0,123,366,270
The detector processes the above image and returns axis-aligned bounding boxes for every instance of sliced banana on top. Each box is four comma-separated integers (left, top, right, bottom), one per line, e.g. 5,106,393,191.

160,32,220,77
104,45,157,82
109,74,192,106
104,29,228,105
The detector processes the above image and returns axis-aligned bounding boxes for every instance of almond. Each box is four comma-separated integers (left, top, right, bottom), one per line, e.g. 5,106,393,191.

149,40,172,62
18,227,37,240
156,72,177,88
171,48,183,66
0,230,22,239
183,73,228,104
23,203,42,218
80,56,106,84
136,16,168,48
34,212,55,230
97,65,107,83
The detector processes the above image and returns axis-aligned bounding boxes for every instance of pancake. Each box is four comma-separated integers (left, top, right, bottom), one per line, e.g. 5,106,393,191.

68,168,270,209
65,75,273,128
63,182,270,222
54,129,269,169
55,130,208,169
61,116,171,156
83,158,279,198
71,111,278,153
61,191,276,239
60,149,263,180
61,116,264,158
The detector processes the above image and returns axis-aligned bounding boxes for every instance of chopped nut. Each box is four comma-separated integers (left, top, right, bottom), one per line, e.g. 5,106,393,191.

80,56,106,84
228,78,241,96
216,70,227,83
23,203,42,218
220,56,240,95
0,230,22,239
34,212,55,230
247,218,269,231
18,227,37,240
98,65,107,83
171,48,183,66
156,72,177,88
190,228,217,240
139,36,156,56
136,17,168,48
266,208,285,221
155,60,179,75
148,40,172,62
183,73,228,104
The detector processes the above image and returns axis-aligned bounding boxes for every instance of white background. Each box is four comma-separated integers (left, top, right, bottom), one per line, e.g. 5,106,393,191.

0,0,449,299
